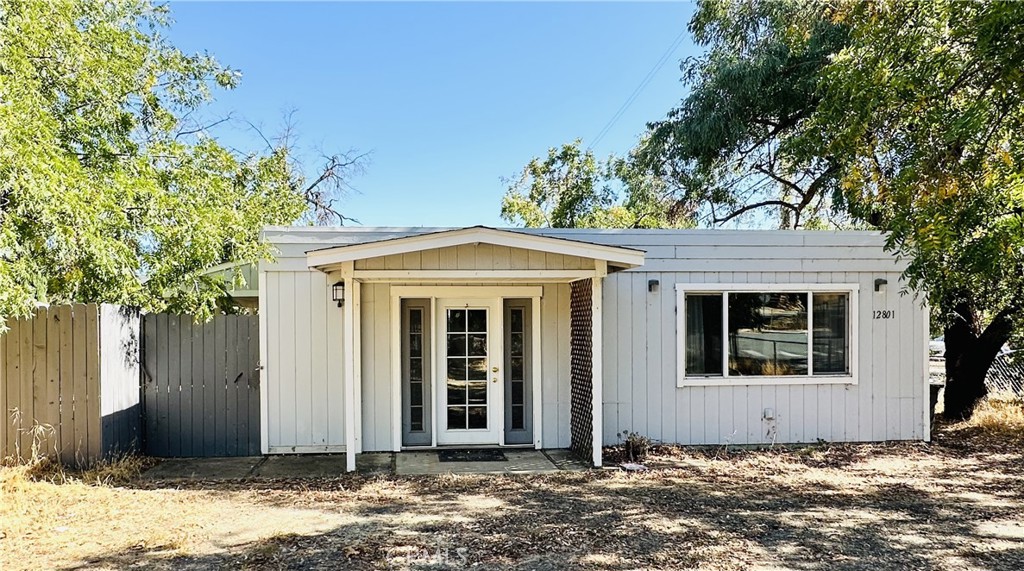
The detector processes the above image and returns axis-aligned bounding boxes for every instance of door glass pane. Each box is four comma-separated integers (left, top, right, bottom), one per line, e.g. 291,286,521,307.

410,382,423,406
511,406,525,430
447,406,466,429
447,358,465,381
447,309,466,332
468,334,487,356
447,381,467,405
510,309,523,332
410,407,423,431
510,332,523,356
511,381,524,403
467,382,487,403
468,407,487,429
467,309,487,332
447,334,466,357
510,356,524,380
728,292,808,376
466,358,487,380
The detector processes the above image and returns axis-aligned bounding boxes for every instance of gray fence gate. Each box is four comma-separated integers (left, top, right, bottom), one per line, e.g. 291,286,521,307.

141,313,260,457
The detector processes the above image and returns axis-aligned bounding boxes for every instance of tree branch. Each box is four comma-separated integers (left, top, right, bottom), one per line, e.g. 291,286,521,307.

714,200,799,224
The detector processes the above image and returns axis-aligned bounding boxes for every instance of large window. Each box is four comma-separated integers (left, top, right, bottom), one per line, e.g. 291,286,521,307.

678,285,856,385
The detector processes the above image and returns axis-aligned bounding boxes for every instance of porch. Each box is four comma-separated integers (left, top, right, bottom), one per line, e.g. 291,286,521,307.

140,449,588,479
296,226,645,471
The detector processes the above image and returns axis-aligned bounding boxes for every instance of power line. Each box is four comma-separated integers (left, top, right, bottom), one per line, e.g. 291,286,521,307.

588,28,688,150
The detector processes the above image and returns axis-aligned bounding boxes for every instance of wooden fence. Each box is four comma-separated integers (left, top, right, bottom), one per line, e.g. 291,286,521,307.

141,313,260,457
0,304,140,465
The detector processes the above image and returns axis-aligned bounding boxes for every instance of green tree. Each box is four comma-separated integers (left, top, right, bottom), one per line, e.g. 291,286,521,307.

636,0,851,229
500,140,689,229
0,0,359,323
642,0,1024,417
808,0,1024,418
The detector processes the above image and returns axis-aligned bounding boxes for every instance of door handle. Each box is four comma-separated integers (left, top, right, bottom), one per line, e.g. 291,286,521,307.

491,366,499,372
492,377,498,383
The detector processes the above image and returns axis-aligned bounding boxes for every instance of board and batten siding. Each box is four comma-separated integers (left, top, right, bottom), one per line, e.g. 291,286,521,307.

261,269,346,453
589,232,928,446
261,228,578,452
260,227,928,452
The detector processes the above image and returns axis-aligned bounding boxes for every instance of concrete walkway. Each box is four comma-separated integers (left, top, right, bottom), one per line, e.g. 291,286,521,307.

140,449,586,480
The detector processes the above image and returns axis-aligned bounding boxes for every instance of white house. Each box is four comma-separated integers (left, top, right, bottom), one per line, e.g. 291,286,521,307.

256,226,930,471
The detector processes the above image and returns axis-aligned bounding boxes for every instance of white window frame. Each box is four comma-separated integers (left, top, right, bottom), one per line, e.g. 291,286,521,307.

676,283,859,387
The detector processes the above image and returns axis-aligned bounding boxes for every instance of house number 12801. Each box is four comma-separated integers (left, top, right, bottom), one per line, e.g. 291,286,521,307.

873,310,895,319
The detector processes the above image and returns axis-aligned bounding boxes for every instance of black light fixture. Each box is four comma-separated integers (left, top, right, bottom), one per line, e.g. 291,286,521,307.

874,278,888,293
332,281,345,307
648,279,660,293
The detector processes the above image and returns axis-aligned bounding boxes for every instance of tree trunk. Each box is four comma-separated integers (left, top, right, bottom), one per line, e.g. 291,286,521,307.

942,300,1016,419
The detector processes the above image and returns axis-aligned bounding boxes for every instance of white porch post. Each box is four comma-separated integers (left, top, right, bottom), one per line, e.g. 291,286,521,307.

342,262,358,472
591,261,606,468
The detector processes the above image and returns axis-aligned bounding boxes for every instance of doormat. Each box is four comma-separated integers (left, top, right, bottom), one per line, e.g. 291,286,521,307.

438,449,507,462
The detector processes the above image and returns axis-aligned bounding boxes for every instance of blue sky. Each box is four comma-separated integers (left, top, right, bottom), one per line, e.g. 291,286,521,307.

167,1,699,227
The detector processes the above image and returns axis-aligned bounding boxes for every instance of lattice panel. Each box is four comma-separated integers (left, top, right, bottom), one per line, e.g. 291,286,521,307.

569,279,593,461
987,352,1024,396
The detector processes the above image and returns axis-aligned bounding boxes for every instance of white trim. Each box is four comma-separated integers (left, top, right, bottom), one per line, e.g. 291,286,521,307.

922,297,931,442
591,276,604,467
269,445,346,454
531,295,543,450
680,375,857,387
353,270,594,282
306,226,646,269
341,262,357,472
352,278,362,454
675,283,862,293
429,298,438,448
391,291,402,452
225,289,259,298
675,283,861,388
391,285,543,299
258,269,269,454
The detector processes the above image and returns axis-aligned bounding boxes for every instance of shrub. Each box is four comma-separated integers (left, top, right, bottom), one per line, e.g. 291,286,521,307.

616,430,652,463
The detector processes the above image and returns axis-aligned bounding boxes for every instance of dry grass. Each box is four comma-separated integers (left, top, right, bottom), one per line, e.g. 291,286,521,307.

2,408,1023,570
963,394,1024,437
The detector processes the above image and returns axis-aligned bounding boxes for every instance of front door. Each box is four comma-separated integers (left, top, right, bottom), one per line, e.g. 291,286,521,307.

436,298,502,445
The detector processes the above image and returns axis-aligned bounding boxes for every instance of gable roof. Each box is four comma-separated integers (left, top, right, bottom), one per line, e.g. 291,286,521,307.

305,225,646,271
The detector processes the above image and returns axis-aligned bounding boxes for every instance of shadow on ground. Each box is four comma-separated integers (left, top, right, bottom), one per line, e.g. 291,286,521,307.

53,426,1024,570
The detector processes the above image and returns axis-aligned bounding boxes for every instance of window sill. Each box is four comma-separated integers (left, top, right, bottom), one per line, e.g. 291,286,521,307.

678,375,856,387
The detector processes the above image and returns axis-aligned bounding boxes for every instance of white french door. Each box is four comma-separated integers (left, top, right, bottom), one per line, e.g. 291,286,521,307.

435,298,503,445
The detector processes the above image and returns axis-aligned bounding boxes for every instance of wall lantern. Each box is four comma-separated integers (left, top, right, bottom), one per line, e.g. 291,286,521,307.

648,279,660,293
874,278,888,293
332,281,345,307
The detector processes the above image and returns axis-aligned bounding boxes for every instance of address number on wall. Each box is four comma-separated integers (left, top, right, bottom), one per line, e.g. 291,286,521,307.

873,310,896,319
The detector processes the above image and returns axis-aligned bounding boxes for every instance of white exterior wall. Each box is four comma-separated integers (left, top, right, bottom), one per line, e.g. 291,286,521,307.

261,229,578,452
575,231,929,446
261,268,346,453
260,227,929,452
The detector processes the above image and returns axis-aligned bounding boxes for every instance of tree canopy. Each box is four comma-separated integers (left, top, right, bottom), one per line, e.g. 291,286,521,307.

0,0,359,323
636,0,850,229
806,0,1024,416
504,0,1024,417
500,140,690,229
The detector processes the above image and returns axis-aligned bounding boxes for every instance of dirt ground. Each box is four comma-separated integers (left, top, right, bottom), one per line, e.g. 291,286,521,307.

2,419,1023,571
